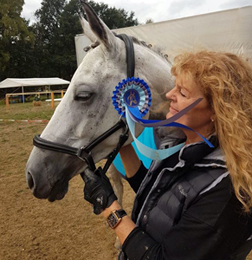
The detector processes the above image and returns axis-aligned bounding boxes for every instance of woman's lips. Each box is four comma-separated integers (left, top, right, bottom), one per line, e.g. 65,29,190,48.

169,105,179,115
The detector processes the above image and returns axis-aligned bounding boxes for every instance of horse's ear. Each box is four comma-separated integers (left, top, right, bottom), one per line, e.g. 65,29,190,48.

80,1,118,51
79,15,97,43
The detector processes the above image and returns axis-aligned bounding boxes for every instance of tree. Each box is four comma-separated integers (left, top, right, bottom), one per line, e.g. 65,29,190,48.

0,0,34,80
34,0,66,43
31,0,83,79
145,19,154,24
53,0,83,79
4,21,36,78
31,0,67,77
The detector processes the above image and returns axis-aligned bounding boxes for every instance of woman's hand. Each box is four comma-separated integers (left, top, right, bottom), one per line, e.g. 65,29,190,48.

81,167,117,215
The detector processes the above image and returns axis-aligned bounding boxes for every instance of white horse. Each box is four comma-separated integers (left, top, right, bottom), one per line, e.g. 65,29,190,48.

25,1,175,238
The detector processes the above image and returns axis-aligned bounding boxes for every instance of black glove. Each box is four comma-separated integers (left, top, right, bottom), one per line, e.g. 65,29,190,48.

81,167,117,215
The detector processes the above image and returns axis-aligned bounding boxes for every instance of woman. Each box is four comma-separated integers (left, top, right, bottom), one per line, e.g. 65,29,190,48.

83,51,252,259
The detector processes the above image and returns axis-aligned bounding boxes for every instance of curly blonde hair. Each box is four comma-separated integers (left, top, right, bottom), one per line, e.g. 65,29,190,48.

171,51,252,212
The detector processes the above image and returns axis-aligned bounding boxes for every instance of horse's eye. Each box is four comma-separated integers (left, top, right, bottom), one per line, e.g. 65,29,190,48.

75,92,93,101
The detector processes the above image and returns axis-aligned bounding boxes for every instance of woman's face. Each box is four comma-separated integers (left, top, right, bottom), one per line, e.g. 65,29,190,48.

166,73,214,143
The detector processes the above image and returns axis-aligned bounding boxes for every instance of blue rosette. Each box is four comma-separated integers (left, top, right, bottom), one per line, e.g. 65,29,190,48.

112,77,152,118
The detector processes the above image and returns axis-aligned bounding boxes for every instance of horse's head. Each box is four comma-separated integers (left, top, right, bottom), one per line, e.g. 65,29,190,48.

25,2,174,201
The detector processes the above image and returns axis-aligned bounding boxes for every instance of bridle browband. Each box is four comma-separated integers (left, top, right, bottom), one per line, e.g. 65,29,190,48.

33,34,135,174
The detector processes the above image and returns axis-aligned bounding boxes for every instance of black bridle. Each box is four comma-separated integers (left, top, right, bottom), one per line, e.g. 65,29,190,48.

33,34,135,174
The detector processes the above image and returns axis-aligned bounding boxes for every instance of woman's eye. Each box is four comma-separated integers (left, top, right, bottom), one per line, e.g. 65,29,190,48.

75,92,93,101
176,85,187,97
180,90,186,97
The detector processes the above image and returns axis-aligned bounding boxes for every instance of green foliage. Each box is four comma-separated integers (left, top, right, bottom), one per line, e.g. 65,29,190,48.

0,0,25,38
0,0,35,80
52,0,83,79
34,0,66,43
145,19,154,24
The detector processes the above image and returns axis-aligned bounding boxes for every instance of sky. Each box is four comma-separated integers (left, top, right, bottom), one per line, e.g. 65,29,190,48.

21,0,252,24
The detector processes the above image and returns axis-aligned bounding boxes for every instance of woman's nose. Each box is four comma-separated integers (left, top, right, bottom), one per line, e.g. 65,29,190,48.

166,88,175,100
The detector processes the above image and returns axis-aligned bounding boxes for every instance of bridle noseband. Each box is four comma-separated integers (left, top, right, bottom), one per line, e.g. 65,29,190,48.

33,34,135,174
33,118,128,173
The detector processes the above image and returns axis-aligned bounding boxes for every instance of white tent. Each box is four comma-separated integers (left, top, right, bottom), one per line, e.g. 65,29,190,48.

0,77,70,104
0,77,70,89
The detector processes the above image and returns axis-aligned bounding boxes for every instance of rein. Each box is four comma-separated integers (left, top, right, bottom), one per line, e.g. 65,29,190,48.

33,34,135,174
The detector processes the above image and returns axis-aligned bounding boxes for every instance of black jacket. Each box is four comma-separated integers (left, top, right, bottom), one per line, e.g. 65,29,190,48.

120,136,252,260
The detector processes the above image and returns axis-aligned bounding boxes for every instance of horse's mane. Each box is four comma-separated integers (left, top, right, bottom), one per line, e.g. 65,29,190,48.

83,33,172,65
130,35,171,64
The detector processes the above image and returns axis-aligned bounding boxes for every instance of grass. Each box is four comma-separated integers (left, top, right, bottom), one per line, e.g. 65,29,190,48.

0,100,55,120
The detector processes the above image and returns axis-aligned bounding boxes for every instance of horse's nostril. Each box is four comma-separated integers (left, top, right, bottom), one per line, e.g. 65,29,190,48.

27,172,34,189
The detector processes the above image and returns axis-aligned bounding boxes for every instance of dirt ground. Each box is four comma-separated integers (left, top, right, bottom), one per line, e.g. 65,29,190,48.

0,103,251,260
0,120,135,260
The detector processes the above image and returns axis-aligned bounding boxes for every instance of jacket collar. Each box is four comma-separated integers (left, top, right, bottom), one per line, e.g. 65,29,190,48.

159,134,226,170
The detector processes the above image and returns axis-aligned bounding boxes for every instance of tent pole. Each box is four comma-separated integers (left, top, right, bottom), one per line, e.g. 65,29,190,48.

22,86,25,103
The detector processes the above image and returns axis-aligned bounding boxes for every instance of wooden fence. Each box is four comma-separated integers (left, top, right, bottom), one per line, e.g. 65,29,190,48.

5,90,65,109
